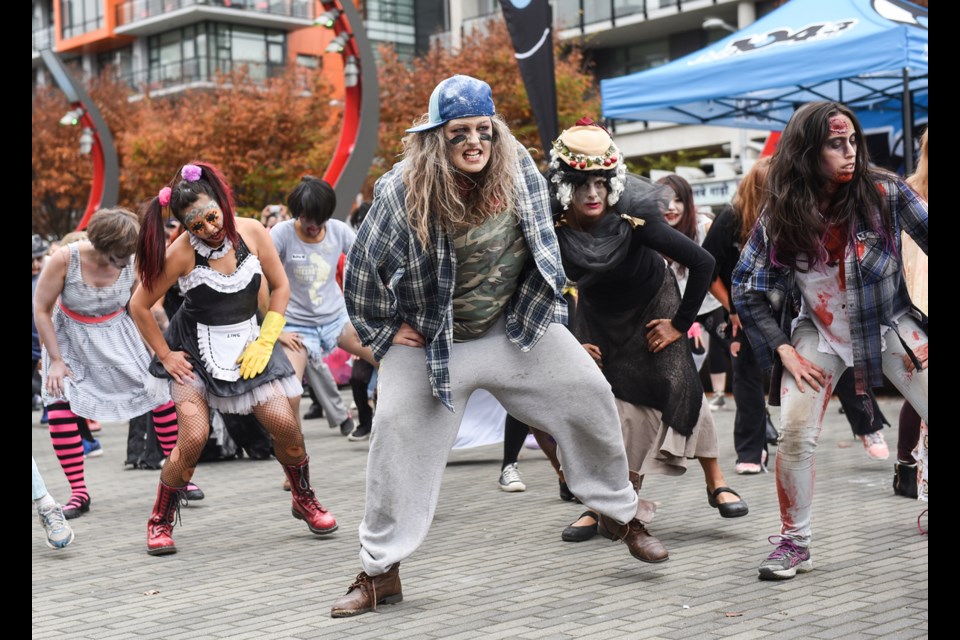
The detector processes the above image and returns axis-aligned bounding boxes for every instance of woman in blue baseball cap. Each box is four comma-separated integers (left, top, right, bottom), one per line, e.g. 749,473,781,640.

332,75,667,618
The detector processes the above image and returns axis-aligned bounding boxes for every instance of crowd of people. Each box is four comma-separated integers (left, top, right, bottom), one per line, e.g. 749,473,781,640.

32,76,926,616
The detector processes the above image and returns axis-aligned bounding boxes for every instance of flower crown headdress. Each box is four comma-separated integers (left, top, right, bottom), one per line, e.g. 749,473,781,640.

548,117,626,209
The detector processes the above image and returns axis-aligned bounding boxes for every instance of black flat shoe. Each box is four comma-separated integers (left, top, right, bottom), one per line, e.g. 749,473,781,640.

62,495,91,520
558,479,579,502
184,482,205,502
707,486,749,518
561,510,598,542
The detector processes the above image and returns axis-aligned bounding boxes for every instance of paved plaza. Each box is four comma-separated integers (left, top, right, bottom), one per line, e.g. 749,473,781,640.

32,393,927,639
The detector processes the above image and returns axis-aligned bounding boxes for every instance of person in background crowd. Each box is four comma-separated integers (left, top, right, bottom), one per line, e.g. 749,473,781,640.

655,174,731,413
34,209,184,520
733,101,927,580
32,456,75,550
894,125,928,502
270,177,377,485
345,201,377,441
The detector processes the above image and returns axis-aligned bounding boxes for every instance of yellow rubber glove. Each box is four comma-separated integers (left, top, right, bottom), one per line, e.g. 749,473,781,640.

236,311,286,380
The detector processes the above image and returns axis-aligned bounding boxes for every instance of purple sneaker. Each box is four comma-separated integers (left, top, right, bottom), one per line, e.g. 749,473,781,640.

758,536,813,580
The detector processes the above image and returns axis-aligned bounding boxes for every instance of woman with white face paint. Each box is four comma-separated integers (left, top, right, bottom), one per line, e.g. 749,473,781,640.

546,118,747,553
656,174,730,410
733,101,928,580
130,161,338,558
34,208,184,521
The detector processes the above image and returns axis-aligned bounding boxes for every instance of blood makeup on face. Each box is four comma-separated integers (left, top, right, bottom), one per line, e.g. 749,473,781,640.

828,117,850,136
825,116,855,184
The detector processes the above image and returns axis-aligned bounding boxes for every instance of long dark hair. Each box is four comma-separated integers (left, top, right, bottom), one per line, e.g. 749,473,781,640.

765,101,893,270
137,161,239,291
655,174,698,241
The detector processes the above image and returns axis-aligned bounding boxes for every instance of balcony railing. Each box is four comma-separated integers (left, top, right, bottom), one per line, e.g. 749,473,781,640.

115,0,312,28
556,0,720,30
120,56,287,92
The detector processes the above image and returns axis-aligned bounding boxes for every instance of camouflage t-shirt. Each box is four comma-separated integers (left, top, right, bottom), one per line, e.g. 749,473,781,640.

452,208,530,341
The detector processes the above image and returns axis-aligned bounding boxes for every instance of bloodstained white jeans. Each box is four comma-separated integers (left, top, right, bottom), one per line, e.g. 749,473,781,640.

776,315,927,546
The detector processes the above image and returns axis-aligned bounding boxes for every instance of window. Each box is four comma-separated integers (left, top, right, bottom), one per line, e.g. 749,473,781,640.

147,23,286,89
296,54,321,70
60,0,104,39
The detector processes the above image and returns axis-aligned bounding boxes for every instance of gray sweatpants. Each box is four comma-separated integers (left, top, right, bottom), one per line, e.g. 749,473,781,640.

358,318,640,575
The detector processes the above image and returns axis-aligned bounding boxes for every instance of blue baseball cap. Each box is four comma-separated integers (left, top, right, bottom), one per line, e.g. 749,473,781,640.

405,75,496,133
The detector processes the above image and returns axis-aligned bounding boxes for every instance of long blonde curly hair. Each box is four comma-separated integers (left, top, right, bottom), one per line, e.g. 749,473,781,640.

401,115,518,247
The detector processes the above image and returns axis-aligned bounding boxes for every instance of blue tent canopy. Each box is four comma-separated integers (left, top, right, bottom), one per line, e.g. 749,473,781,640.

601,0,927,139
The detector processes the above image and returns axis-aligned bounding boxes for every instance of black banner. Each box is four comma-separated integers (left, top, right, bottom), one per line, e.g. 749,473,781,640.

498,0,559,157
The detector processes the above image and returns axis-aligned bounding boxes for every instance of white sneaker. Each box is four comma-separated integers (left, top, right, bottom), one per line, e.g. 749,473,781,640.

498,463,526,492
708,394,727,411
38,503,75,550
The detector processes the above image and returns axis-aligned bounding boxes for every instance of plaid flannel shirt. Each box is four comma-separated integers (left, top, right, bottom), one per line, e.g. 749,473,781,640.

343,139,568,411
732,174,928,395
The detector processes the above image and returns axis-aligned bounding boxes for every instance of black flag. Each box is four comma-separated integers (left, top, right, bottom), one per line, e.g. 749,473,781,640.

498,0,559,157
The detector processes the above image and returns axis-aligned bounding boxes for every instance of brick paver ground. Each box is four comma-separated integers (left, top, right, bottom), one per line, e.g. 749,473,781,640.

32,393,927,639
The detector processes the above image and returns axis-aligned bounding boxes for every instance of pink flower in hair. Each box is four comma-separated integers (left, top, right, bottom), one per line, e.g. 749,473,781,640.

181,164,202,182
158,187,172,207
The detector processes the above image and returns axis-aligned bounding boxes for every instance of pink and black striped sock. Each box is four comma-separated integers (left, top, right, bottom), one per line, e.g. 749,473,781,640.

152,401,180,458
46,402,88,506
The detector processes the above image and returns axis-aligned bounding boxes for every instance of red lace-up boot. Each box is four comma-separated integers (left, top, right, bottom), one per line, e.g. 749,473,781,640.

282,456,338,535
146,481,183,556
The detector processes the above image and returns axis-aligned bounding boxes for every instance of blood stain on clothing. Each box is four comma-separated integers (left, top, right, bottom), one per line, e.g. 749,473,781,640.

814,292,834,326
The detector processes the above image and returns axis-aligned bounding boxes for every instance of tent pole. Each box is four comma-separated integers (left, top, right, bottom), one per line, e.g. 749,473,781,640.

902,67,914,176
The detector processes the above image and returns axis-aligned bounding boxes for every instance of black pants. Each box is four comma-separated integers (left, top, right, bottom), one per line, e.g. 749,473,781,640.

349,359,375,431
731,337,767,464
834,369,888,436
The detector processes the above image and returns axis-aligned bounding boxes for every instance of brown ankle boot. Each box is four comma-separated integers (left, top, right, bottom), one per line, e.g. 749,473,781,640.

146,481,183,556
598,515,669,563
597,471,655,539
330,563,403,618
282,455,338,535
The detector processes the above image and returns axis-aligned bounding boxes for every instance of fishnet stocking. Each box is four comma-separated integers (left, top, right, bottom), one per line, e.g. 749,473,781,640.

251,393,305,465
161,382,211,488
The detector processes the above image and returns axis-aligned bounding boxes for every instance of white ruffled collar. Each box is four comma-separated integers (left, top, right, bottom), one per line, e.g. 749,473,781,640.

189,232,233,260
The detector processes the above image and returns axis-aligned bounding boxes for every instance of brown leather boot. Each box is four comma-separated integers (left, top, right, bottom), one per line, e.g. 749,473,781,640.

598,515,669,563
282,455,338,535
146,481,183,556
597,471,655,539
330,563,403,618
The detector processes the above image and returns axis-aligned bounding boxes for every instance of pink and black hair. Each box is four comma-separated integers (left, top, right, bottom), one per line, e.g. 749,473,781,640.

137,161,240,291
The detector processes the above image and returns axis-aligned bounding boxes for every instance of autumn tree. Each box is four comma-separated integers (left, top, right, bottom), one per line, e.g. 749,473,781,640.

33,67,340,236
120,68,339,218
32,73,137,238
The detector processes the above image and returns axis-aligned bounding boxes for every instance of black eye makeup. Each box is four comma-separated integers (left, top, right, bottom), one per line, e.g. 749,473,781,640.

446,126,493,145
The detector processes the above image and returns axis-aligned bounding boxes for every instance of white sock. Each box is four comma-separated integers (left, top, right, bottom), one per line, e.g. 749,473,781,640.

35,493,56,512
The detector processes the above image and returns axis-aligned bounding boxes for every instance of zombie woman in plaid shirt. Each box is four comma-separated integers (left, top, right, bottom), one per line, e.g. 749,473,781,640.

733,102,927,581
